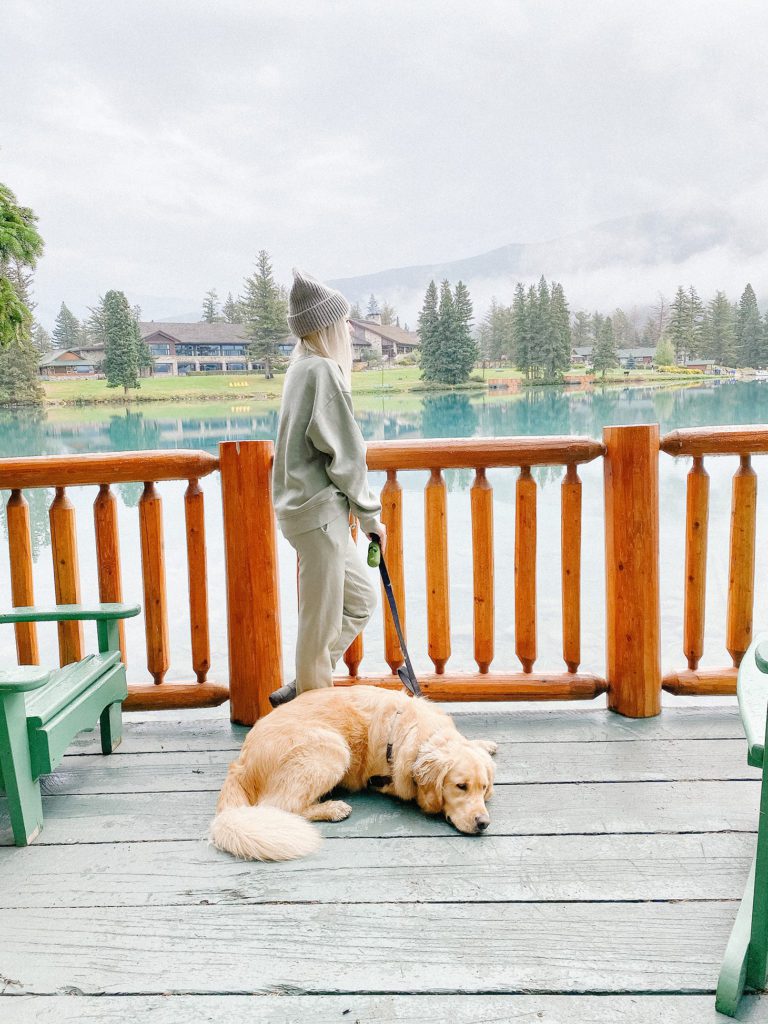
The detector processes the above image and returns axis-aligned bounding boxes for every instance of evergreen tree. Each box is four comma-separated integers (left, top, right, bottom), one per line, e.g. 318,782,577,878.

417,280,440,381
548,282,572,378
242,250,288,379
202,288,223,323
702,291,736,365
572,310,592,348
510,284,536,379
0,335,43,404
31,323,52,354
350,301,362,319
534,276,552,377
449,280,477,384
102,290,143,394
367,294,379,317
667,286,703,363
736,284,763,367
222,292,243,323
592,314,618,378
481,297,514,363
380,301,397,326
52,302,82,350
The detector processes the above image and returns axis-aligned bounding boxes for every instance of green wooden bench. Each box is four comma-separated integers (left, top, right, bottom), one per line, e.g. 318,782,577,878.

0,603,140,847
717,633,768,1015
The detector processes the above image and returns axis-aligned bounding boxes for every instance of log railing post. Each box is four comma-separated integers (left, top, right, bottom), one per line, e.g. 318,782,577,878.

603,424,661,718
7,490,39,665
220,440,283,725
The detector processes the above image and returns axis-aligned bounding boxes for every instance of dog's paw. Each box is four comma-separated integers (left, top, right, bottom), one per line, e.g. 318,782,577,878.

307,799,352,823
473,739,498,756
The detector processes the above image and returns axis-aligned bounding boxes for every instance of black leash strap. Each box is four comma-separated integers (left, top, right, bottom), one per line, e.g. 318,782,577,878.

371,540,422,698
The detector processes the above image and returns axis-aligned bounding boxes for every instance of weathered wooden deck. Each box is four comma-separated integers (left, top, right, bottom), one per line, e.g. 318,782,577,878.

2,703,768,1022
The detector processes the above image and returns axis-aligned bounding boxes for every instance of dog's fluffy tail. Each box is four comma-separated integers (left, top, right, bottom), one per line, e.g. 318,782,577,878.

209,762,322,862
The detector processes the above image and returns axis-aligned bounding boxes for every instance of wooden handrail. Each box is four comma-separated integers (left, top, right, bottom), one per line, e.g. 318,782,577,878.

366,435,604,471
0,449,219,489
661,425,768,457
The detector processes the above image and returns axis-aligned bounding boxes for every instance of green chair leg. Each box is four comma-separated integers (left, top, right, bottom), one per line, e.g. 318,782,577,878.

716,858,755,1016
100,701,123,755
0,691,43,846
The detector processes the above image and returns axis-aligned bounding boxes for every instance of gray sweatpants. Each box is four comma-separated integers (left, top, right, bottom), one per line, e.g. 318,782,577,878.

288,511,378,693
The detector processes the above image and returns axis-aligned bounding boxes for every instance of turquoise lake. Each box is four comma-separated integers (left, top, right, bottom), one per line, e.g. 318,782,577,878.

1,380,767,689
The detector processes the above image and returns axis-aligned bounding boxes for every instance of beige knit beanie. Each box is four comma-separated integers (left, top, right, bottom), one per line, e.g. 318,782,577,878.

287,267,351,339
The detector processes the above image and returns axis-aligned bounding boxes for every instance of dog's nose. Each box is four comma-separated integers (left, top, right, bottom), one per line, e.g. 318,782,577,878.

475,815,490,832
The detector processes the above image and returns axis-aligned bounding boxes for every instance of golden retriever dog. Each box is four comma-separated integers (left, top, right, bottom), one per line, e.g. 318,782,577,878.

210,685,497,861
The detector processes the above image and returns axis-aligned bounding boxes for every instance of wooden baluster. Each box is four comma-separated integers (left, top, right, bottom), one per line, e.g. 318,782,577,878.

561,463,581,674
727,454,757,668
139,481,169,684
684,457,709,670
93,483,126,664
603,424,661,718
185,478,210,684
343,515,364,677
6,490,39,664
515,466,537,673
470,467,494,673
381,469,406,673
220,440,283,725
49,486,83,666
425,467,450,673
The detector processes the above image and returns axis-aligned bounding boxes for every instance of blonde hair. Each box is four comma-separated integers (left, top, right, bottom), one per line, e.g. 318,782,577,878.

291,317,353,387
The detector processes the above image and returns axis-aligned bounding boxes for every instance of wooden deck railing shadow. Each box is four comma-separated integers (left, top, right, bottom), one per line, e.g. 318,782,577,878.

1,423,765,726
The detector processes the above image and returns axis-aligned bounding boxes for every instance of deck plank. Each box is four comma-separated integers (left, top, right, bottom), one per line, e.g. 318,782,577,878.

0,901,749,994
0,832,755,907
1,780,758,846
68,705,744,754
46,739,758,795
4,994,768,1024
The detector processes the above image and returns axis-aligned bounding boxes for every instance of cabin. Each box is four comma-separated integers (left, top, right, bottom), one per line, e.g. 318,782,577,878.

571,345,656,368
38,349,96,376
349,314,420,362
1,424,767,1018
137,322,293,375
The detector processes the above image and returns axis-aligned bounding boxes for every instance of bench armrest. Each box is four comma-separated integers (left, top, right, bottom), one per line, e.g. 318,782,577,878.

0,603,141,626
737,634,768,767
0,666,52,693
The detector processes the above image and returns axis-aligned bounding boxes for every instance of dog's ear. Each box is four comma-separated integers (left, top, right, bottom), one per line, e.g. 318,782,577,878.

412,733,451,814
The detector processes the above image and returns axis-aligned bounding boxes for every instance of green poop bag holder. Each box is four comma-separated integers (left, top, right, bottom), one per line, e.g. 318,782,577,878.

367,536,422,698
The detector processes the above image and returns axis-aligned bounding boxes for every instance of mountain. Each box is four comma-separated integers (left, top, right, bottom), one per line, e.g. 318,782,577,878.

329,204,763,319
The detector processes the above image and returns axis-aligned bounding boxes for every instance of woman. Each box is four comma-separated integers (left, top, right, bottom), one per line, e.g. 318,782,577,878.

269,268,386,707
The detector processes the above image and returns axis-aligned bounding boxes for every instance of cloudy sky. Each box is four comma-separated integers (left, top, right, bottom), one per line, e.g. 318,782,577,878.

3,0,768,326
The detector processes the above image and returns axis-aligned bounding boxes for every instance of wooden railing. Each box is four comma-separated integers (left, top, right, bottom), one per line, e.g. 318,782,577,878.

0,450,226,713
660,425,768,697
2,424,766,725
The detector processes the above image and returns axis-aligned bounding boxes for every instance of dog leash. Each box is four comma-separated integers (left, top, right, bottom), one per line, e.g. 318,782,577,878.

367,536,423,698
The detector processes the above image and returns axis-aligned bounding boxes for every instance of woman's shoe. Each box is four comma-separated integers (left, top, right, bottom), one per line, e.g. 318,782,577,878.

269,680,297,708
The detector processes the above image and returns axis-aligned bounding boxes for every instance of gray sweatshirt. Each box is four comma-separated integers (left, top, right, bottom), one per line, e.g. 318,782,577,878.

272,353,383,539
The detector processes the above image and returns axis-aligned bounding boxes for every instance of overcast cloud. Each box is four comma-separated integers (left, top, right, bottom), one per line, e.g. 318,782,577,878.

3,0,768,326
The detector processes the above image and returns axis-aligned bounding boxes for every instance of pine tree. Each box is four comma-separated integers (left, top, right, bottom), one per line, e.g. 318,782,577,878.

222,292,243,323
0,183,44,351
31,323,52,354
350,301,362,319
52,302,82,350
548,282,572,378
703,291,736,365
510,284,535,379
592,314,618,378
202,288,223,323
449,280,477,384
736,284,763,367
102,290,143,394
242,250,288,379
572,310,592,349
380,301,397,326
667,286,703,363
367,294,379,317
481,298,513,364
417,280,440,382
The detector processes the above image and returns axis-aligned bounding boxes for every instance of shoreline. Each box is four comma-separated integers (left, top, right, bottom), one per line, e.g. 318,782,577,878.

18,369,729,409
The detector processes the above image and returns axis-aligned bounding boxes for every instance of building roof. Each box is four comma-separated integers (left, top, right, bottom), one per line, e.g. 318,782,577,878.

39,349,94,367
350,318,419,348
572,346,656,358
139,321,250,343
